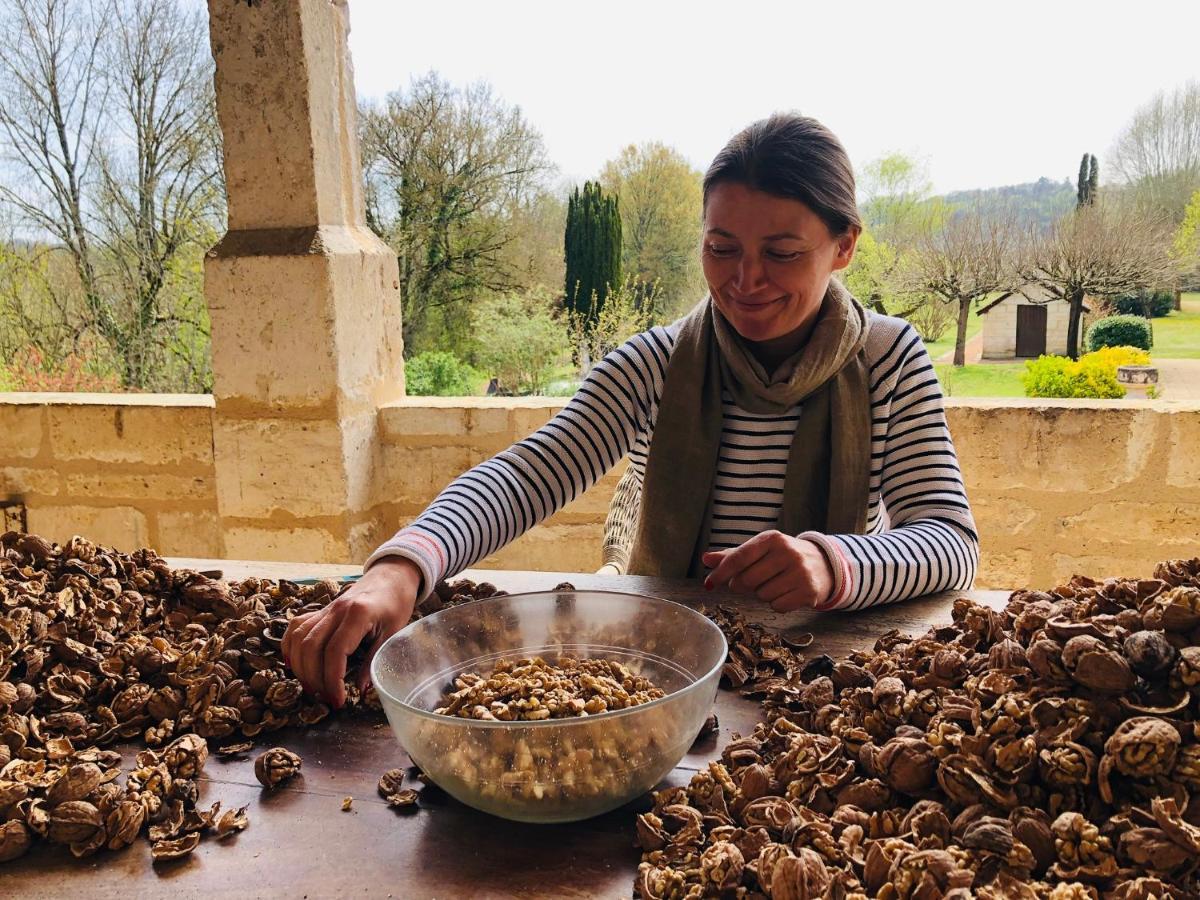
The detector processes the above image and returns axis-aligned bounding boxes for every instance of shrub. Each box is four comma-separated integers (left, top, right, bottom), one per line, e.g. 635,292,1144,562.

1,346,123,392
1109,289,1174,318
404,351,481,396
1022,346,1150,399
906,295,956,343
1086,315,1153,352
472,289,570,395
1083,345,1150,370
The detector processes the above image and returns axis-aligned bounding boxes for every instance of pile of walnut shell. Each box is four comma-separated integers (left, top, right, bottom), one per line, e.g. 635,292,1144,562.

0,532,497,867
634,558,1200,900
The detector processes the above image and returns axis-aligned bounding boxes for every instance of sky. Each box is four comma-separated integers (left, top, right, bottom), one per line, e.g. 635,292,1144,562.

344,0,1200,195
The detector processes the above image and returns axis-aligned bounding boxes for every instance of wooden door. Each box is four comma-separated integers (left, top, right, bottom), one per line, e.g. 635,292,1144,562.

1015,304,1047,358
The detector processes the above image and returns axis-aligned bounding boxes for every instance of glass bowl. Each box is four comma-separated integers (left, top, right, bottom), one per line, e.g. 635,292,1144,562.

370,590,727,823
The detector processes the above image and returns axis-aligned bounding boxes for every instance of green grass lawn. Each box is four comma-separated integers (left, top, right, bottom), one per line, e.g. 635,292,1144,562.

1149,293,1200,359
921,305,983,362
934,363,1027,398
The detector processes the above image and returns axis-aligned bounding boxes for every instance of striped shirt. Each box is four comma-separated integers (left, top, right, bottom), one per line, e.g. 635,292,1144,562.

367,312,979,611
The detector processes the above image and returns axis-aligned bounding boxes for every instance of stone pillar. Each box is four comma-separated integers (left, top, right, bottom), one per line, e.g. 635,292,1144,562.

205,0,403,562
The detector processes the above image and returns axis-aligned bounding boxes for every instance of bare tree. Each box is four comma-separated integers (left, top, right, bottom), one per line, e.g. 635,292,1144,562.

94,0,222,388
906,207,1019,366
1111,82,1200,223
1020,201,1175,359
360,72,554,353
0,0,110,324
0,0,222,390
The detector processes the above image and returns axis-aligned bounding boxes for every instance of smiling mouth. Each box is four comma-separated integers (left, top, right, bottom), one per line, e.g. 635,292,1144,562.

728,295,784,311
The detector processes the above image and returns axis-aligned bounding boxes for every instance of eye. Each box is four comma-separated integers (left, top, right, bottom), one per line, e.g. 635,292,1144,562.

767,250,802,262
706,243,738,258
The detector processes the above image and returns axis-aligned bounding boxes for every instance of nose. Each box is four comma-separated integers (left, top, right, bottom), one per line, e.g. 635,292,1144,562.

734,252,768,294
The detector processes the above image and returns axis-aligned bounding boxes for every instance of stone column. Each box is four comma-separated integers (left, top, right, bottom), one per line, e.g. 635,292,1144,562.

205,0,403,562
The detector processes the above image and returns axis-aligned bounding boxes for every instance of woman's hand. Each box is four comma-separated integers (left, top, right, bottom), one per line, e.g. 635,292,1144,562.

701,531,833,611
281,557,421,708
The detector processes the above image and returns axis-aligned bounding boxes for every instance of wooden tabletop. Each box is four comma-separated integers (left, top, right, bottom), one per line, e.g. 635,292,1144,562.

7,560,1011,899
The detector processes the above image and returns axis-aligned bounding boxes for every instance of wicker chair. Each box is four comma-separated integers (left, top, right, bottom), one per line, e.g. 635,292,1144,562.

597,463,642,574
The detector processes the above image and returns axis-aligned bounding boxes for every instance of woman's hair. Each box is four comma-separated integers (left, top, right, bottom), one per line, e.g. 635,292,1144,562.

703,113,862,236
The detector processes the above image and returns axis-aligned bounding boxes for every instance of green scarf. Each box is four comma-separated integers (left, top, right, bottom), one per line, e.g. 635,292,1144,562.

627,278,873,577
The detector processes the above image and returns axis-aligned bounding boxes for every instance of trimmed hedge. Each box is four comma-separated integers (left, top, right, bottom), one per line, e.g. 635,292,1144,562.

1086,315,1153,352
1110,289,1174,318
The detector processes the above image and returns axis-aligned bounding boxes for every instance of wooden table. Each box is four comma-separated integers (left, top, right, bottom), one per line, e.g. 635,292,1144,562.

8,560,1010,899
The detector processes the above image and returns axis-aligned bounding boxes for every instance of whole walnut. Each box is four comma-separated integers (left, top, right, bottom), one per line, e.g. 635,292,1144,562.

1061,635,1135,693
988,639,1028,670
771,847,831,900
0,820,31,863
1010,808,1055,873
46,763,104,806
873,736,937,795
1027,639,1071,682
1123,631,1177,677
962,816,1015,855
46,800,103,845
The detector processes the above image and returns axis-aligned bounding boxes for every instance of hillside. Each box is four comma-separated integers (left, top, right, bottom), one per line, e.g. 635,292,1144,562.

940,176,1076,228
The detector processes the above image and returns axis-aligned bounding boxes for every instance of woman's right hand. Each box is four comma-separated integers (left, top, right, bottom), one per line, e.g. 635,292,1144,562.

281,556,421,709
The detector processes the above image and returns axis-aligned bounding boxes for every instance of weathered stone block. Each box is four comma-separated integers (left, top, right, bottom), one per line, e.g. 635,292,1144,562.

26,505,149,551
155,509,222,557
0,404,43,460
65,472,214,502
975,548,1033,591
222,524,344,563
212,418,347,518
46,405,213,466
0,467,60,497
1167,410,1200,489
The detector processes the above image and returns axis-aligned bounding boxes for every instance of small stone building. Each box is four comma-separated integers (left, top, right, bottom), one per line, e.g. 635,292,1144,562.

979,286,1090,359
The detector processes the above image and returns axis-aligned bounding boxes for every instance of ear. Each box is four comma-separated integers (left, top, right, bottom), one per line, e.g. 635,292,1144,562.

830,227,860,272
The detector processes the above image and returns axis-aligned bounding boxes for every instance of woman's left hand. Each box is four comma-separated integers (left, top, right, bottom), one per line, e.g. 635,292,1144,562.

701,531,833,611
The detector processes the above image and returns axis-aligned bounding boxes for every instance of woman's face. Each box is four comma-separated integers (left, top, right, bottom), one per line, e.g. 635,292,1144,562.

702,181,858,344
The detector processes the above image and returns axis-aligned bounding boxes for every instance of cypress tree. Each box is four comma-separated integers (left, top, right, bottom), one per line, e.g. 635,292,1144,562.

1076,153,1098,207
563,181,622,328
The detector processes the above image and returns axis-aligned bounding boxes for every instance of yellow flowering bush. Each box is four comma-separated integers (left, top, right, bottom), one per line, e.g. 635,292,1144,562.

1022,346,1151,399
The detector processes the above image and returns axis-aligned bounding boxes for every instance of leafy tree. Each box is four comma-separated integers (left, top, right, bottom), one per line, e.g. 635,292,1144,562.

859,153,935,243
1173,189,1200,285
360,72,553,354
564,181,621,328
599,142,703,317
472,288,570,395
840,228,921,318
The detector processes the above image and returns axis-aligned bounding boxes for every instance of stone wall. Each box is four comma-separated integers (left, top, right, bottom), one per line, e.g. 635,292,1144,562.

3,393,1198,591
0,394,221,556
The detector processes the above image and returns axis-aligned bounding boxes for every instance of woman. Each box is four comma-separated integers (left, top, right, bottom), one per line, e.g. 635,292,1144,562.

283,114,979,707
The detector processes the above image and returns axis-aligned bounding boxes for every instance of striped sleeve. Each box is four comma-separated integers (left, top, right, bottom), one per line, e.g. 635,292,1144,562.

364,330,669,598
811,325,979,610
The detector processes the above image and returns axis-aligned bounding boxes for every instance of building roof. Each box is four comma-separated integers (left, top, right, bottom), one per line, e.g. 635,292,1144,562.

977,291,1092,315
